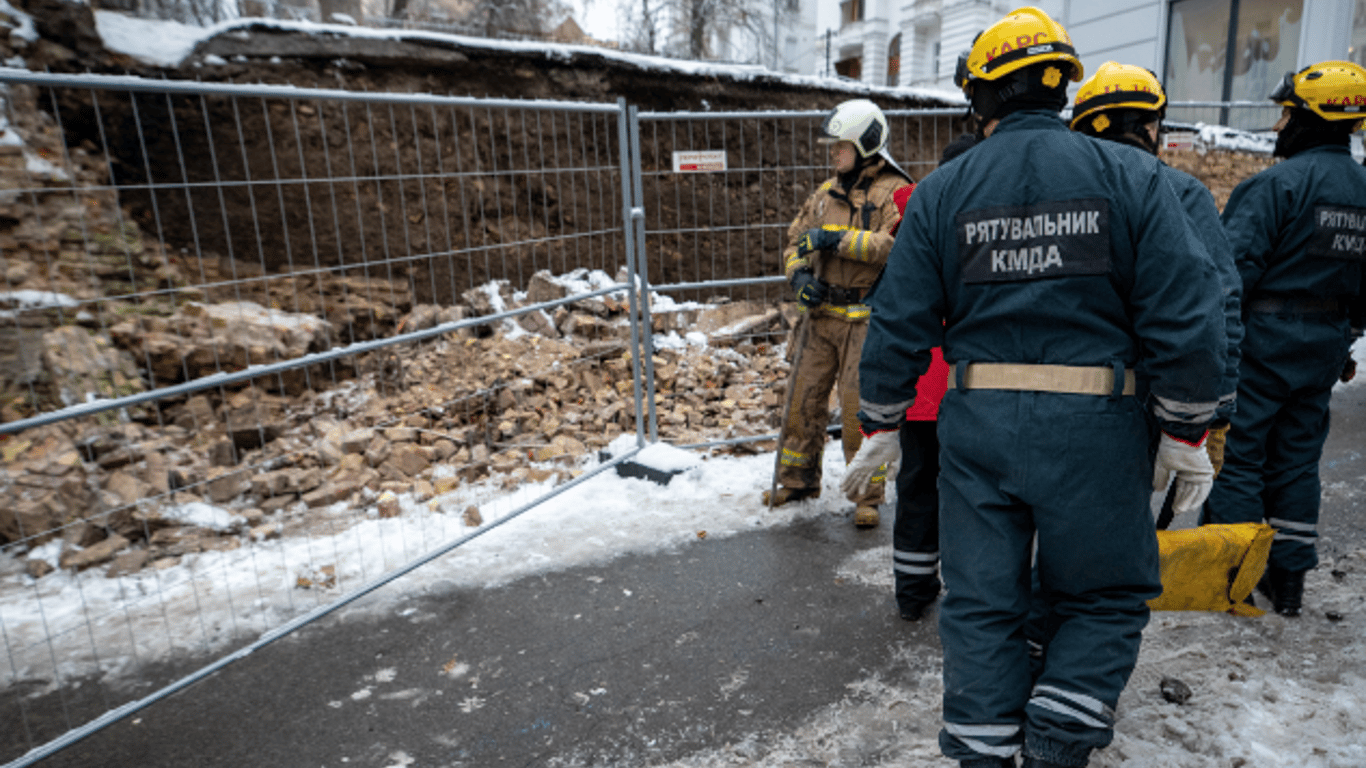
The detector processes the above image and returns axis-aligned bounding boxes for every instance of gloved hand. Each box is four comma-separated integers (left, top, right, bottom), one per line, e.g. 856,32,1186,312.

1153,431,1215,516
841,428,900,500
1342,358,1357,384
1205,421,1230,477
790,268,828,309
795,226,843,258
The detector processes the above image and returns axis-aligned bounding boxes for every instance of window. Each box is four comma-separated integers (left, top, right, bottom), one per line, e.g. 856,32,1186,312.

887,33,901,86
835,57,862,81
1351,0,1366,67
1229,0,1302,103
1165,0,1303,128
840,0,864,28
1166,0,1230,104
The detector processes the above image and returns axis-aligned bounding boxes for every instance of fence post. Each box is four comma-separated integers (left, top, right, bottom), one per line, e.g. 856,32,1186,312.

626,104,660,443
617,98,648,448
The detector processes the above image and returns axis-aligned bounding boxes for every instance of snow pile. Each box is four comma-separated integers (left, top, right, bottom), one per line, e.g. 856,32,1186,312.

1195,123,1277,156
94,11,216,69
0,290,79,319
0,0,35,45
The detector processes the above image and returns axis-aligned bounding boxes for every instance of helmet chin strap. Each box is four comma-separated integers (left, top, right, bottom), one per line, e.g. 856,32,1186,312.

970,67,1069,125
1274,108,1353,159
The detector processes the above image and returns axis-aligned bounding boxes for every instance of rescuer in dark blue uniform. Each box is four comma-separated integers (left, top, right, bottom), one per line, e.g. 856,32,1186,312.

1202,60,1366,617
1068,61,1243,485
841,8,1226,767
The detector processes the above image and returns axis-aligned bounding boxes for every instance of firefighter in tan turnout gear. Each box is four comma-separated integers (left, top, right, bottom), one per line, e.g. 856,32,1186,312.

764,99,914,528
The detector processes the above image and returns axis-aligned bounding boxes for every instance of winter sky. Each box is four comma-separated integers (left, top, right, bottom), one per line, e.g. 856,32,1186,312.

2,8,1366,767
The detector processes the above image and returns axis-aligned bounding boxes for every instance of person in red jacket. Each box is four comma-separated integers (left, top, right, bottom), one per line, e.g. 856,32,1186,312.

884,133,976,621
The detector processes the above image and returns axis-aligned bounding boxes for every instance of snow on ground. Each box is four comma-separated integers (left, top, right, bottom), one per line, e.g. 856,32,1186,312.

2,343,1365,766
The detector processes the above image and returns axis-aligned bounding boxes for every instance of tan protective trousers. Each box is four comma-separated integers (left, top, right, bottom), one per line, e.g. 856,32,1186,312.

777,312,885,506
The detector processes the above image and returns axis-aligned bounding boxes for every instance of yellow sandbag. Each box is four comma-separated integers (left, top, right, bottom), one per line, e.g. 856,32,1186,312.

1147,523,1275,617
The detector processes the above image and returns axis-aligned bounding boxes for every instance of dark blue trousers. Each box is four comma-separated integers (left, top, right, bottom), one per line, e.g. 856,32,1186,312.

1203,312,1353,573
895,420,941,611
936,389,1160,767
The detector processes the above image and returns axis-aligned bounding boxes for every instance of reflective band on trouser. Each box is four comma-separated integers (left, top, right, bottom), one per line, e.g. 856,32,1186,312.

1028,684,1116,730
1268,517,1318,544
779,447,814,467
947,363,1135,396
894,549,939,576
942,722,1022,759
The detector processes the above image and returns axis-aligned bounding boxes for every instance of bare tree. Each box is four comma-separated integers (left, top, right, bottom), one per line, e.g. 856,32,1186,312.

621,0,663,55
628,0,794,63
139,0,240,24
461,0,569,36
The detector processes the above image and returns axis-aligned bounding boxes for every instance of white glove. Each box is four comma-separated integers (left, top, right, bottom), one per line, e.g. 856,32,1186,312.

1152,432,1215,516
841,429,901,500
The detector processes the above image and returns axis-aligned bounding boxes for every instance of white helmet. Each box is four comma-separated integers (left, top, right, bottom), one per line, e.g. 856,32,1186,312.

818,99,888,157
818,99,914,182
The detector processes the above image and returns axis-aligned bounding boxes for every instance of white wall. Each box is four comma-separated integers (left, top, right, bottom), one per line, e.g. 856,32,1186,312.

1065,1,1166,77
835,0,1360,97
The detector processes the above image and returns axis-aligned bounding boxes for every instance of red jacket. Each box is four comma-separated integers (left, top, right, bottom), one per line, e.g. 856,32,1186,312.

888,184,948,423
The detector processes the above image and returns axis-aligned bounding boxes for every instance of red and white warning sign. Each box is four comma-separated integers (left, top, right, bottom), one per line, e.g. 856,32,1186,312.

672,150,727,172
1163,131,1196,152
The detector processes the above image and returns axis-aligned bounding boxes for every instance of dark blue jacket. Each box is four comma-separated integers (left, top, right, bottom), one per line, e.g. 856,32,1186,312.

857,110,1226,439
1221,144,1366,330
1161,163,1242,420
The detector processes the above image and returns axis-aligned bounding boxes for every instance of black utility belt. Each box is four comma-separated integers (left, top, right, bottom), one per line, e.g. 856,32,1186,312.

1247,296,1344,315
825,285,866,305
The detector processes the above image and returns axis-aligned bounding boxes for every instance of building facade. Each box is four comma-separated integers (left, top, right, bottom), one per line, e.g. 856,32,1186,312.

828,0,1366,125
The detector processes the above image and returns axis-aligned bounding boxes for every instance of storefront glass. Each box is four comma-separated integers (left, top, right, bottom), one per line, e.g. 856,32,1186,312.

1351,0,1366,67
1165,0,1231,125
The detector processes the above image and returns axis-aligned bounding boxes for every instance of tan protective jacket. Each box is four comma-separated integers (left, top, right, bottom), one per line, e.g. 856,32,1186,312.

782,157,911,320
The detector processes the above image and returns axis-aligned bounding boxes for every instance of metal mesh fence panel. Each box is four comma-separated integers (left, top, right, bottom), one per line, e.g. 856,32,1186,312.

0,71,643,765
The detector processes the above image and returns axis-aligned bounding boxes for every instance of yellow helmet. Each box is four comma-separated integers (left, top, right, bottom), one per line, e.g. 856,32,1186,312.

1270,61,1366,122
1070,62,1167,131
954,6,1083,91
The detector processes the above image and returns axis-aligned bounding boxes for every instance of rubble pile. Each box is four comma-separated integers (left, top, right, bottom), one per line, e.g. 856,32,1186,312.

1,275,797,581
1162,148,1276,210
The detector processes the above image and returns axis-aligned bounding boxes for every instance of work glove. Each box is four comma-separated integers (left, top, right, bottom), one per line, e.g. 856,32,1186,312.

1205,421,1230,477
1152,431,1215,516
1342,358,1357,384
790,268,828,310
795,226,844,258
841,428,900,500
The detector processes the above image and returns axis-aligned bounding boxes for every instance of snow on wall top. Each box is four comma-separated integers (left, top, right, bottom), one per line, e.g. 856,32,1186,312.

91,11,967,107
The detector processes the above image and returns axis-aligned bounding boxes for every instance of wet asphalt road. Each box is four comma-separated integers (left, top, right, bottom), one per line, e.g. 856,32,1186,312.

4,385,1364,768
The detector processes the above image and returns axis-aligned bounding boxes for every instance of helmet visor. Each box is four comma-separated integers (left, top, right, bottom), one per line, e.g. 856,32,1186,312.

816,111,839,143
1269,71,1296,104
954,51,971,89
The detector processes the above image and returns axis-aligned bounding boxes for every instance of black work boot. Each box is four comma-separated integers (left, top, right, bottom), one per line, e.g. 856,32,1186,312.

960,757,1016,768
1265,566,1306,617
897,575,941,621
1021,758,1075,768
